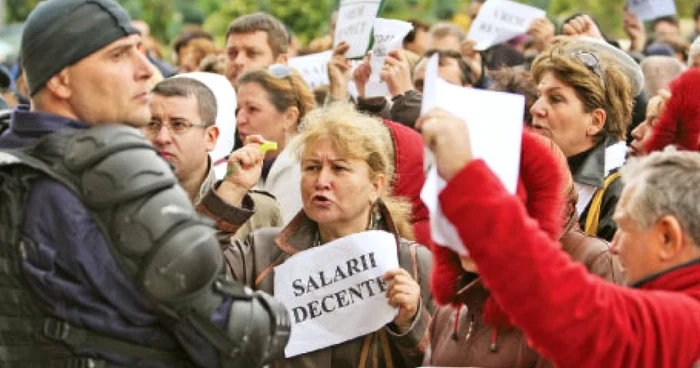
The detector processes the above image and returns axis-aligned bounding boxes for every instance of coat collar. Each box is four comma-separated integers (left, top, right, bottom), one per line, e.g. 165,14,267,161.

194,158,216,205
9,105,89,137
569,136,627,188
454,275,488,310
274,199,402,256
632,259,700,293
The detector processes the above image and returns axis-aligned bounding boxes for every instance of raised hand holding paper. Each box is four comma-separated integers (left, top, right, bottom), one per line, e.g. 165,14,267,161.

419,54,524,255
334,0,383,59
365,18,413,97
626,0,677,21
274,230,399,357
467,0,545,51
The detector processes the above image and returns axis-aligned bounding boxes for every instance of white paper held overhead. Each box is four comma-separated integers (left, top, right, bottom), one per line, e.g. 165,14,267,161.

288,50,333,89
626,0,677,21
365,18,413,97
334,0,383,59
467,0,546,51
419,54,524,254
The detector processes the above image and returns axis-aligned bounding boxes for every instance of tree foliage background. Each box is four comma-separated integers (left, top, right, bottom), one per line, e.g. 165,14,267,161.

6,0,699,51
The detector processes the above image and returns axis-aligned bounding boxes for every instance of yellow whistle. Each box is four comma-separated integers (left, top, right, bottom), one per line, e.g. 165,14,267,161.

260,141,278,153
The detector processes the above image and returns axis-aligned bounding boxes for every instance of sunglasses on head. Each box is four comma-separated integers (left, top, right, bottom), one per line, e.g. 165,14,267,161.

267,64,301,112
572,50,605,88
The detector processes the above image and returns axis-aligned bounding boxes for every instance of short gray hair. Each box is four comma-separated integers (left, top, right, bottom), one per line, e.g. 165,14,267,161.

622,147,700,248
640,56,686,97
689,35,700,67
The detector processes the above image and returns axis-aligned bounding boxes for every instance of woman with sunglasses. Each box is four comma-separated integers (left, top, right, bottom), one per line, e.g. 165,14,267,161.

236,65,316,223
529,38,637,241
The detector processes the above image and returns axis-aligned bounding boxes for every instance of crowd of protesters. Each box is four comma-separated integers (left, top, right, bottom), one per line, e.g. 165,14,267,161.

0,0,699,367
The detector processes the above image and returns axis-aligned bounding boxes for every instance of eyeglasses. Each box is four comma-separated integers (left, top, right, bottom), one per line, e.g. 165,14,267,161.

143,121,209,136
572,50,605,89
268,64,301,112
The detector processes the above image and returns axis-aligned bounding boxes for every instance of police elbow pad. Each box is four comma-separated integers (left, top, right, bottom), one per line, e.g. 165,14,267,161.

64,125,222,311
214,280,291,366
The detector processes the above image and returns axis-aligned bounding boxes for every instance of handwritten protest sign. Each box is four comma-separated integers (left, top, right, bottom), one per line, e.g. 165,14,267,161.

274,230,399,357
627,0,677,21
365,18,413,97
334,0,383,59
467,0,545,51
420,54,524,255
289,50,333,89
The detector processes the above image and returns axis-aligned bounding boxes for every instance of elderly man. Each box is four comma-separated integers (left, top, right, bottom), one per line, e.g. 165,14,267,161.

417,108,700,368
224,12,289,88
640,55,686,97
146,75,283,241
689,36,700,68
0,1,288,367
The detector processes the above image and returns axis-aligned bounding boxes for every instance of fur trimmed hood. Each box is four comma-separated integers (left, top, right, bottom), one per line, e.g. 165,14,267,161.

431,129,567,307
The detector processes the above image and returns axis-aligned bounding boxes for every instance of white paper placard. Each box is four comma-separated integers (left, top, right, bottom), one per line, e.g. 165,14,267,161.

420,54,524,255
365,18,414,97
627,0,677,21
289,50,334,90
274,230,399,357
467,0,546,51
334,0,383,59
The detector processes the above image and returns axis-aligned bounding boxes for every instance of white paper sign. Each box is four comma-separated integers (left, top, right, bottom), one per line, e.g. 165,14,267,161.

289,50,334,90
365,18,414,97
419,54,524,255
274,230,399,357
627,0,677,21
467,0,546,51
334,0,383,59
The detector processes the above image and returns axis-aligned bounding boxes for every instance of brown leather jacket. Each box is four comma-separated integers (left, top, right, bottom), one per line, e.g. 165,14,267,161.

224,202,435,368
424,222,624,368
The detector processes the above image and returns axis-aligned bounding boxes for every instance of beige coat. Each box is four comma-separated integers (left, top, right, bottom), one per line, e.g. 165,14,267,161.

224,202,435,368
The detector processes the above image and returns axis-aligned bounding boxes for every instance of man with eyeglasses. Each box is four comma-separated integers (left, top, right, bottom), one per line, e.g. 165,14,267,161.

0,1,289,366
146,75,283,241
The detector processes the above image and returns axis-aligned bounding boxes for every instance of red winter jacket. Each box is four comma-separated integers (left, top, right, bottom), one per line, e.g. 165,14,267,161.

439,159,700,368
384,119,431,246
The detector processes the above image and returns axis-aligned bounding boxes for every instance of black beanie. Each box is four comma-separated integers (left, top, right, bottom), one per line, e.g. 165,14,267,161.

21,0,138,96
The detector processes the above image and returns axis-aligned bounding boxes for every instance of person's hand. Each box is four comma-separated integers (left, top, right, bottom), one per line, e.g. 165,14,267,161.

383,268,421,332
623,11,647,52
380,50,414,98
562,15,604,40
460,40,483,83
416,108,473,181
217,135,267,206
527,18,556,52
352,53,372,98
328,41,352,100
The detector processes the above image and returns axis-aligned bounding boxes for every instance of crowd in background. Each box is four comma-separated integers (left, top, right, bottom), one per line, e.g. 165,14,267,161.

0,0,699,367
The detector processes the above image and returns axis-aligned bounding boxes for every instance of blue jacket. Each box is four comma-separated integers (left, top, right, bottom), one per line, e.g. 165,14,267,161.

0,106,231,367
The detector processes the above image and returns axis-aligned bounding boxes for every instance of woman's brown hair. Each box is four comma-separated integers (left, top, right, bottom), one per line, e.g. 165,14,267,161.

238,67,316,130
531,40,634,143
